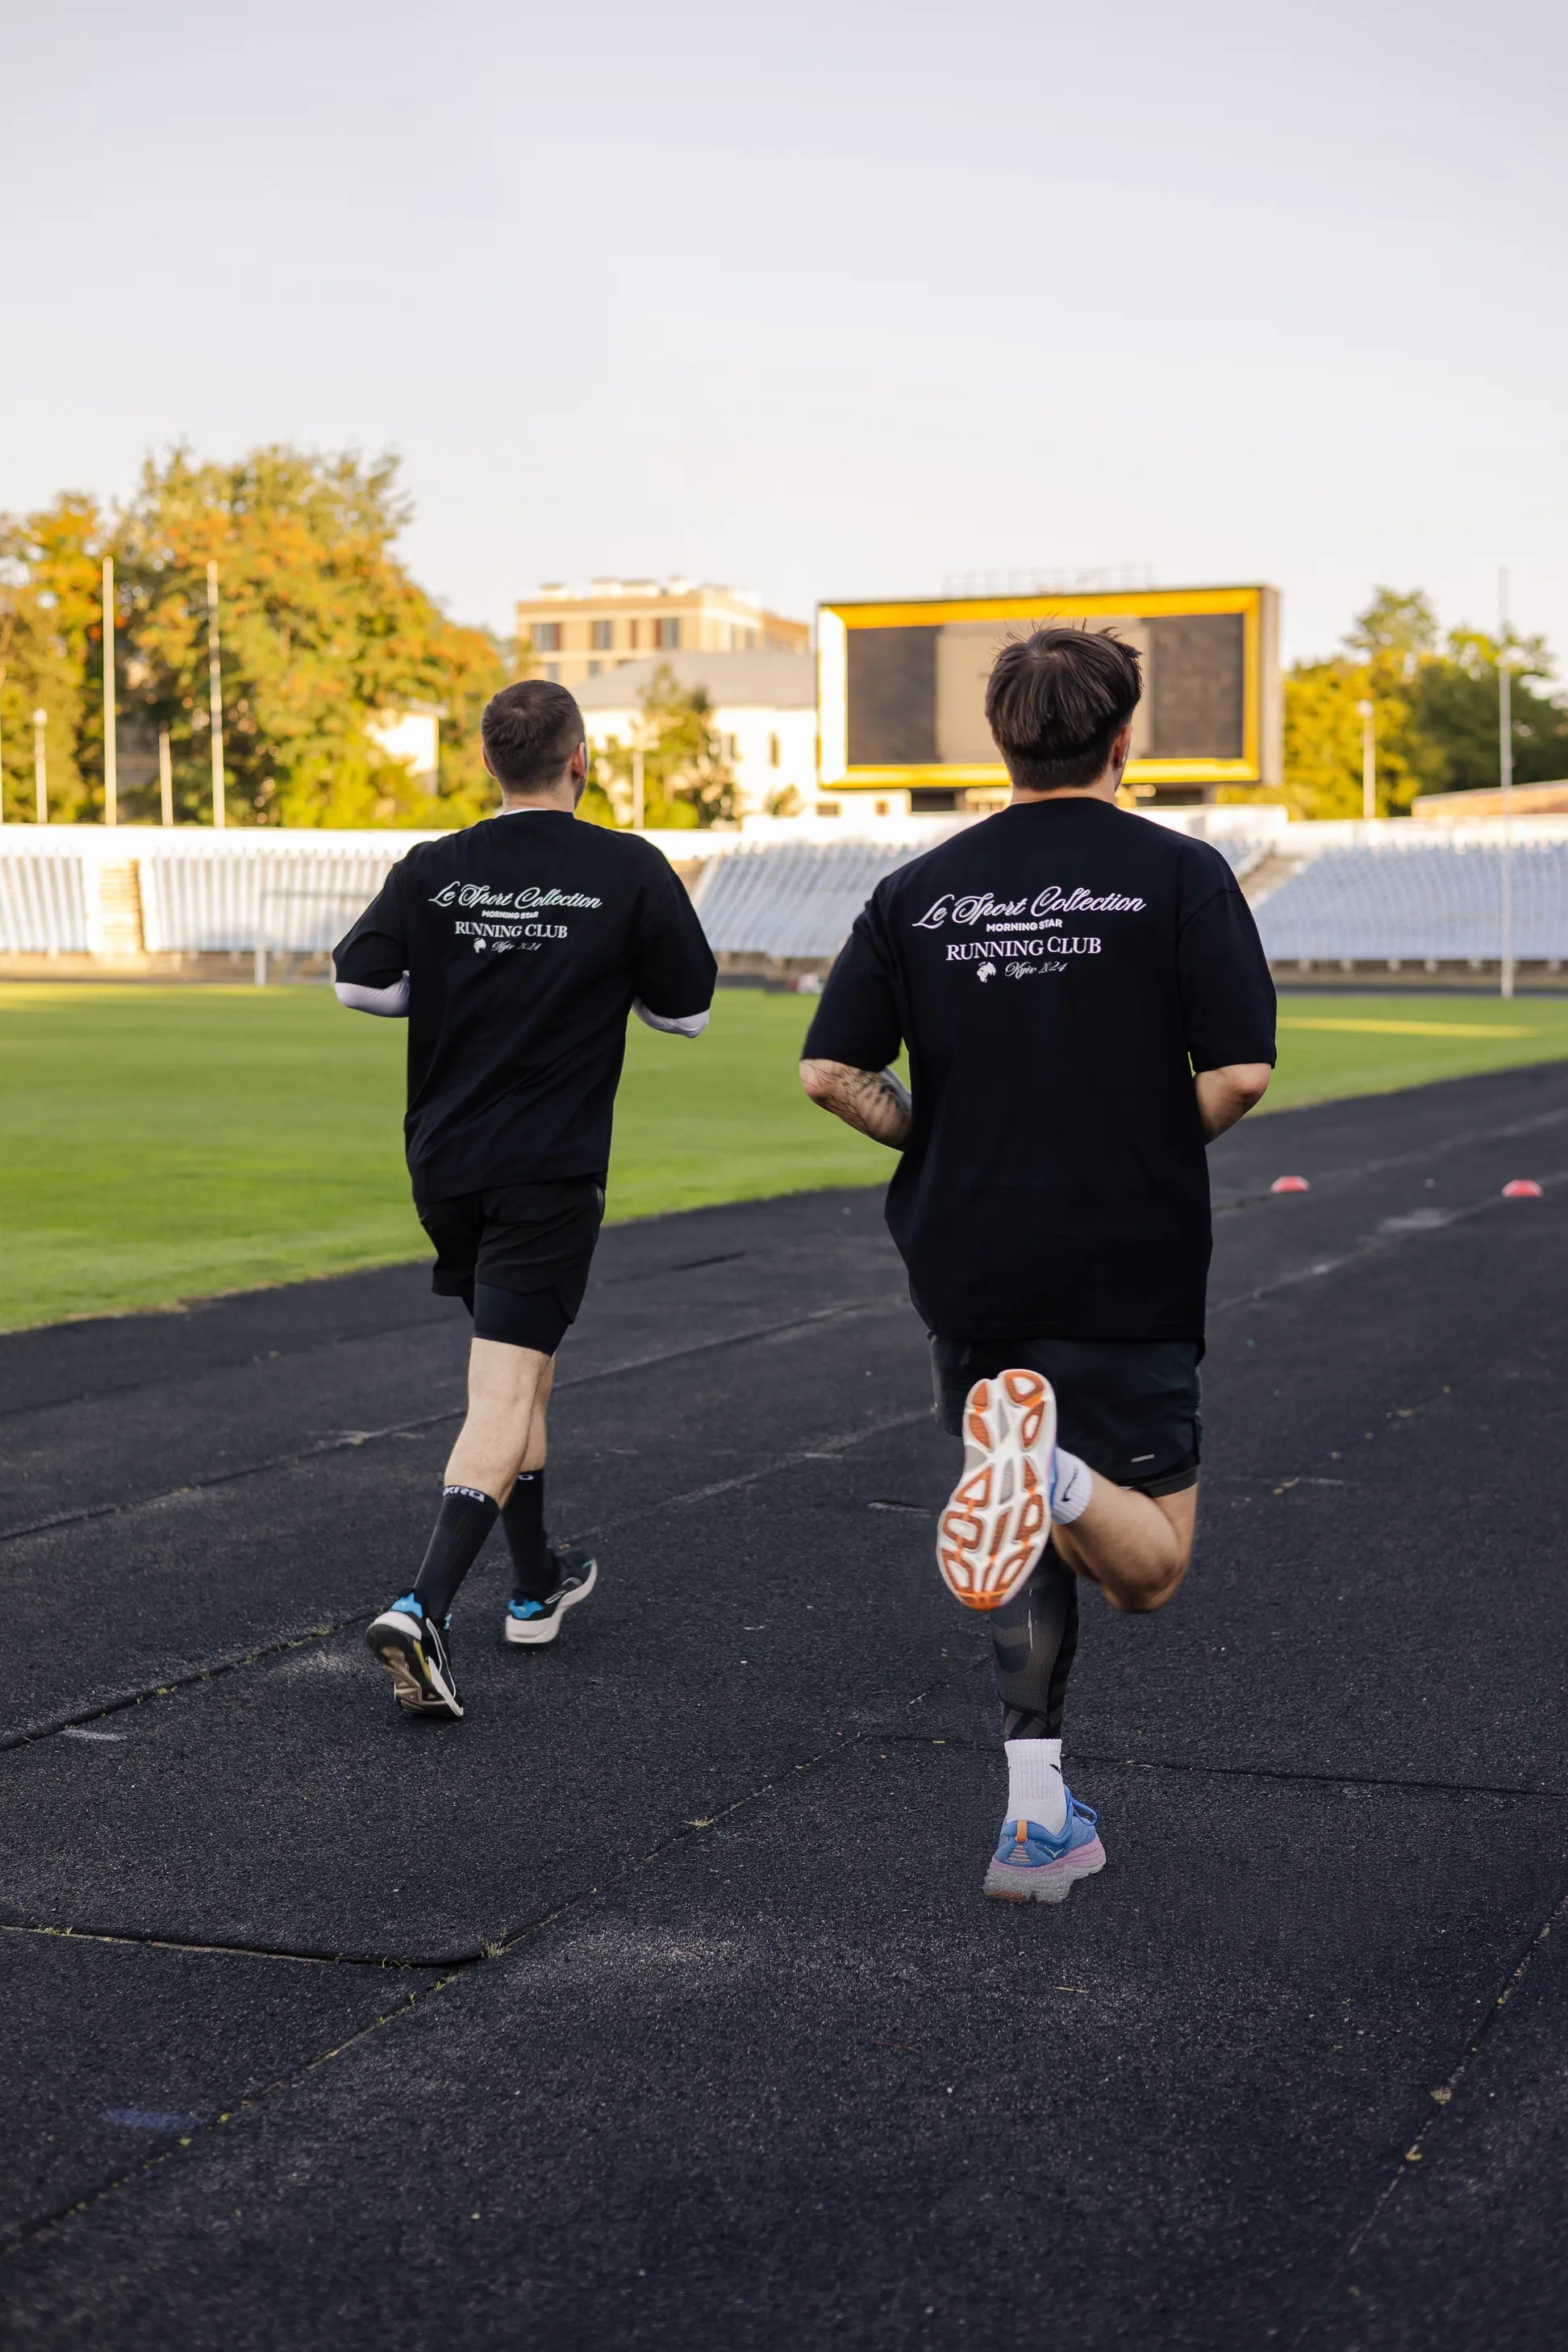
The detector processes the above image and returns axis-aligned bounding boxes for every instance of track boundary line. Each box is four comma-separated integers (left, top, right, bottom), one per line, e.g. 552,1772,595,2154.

0,1400,928,1753
1211,1098,1568,1219
0,1718,884,2264
1283,1875,1568,2351
874,1734,1568,1806
1211,1166,1568,1315
0,1294,900,1553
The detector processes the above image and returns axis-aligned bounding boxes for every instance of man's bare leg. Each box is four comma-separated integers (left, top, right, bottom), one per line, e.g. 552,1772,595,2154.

1049,1479,1196,1614
445,1337,552,1503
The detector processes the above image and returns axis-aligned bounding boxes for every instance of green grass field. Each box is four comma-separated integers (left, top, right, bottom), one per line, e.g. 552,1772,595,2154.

2,982,1565,1331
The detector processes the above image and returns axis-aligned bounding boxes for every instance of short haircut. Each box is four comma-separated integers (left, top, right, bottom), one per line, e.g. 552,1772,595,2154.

481,680,584,791
985,626,1143,790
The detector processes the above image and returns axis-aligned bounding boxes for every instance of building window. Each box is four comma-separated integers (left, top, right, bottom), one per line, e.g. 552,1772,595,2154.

591,619,615,650
654,618,682,649
532,621,561,653
768,732,781,767
544,663,560,682
587,661,601,678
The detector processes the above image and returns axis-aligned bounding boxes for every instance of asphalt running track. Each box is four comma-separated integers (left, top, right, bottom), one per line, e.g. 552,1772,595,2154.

3,1061,1567,2351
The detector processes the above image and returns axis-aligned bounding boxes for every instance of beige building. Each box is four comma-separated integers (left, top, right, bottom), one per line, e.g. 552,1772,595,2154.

517,578,808,690
575,651,816,821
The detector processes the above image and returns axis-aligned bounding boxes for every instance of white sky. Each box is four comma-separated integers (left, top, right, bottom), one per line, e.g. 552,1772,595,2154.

4,0,1564,668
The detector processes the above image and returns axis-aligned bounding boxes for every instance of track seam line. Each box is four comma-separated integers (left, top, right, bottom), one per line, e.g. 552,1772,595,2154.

1210,1099,1568,1219
1211,1165,1568,1315
0,1406,929,1751
1282,1875,1568,2352
0,1720,880,2264
0,1295,899,1552
871,1734,1568,1805
0,1922,431,1968
0,1220,884,1423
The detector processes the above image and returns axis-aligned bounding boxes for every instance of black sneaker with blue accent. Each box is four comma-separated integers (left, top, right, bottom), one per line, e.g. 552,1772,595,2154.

504,1548,598,1648
366,1594,464,1718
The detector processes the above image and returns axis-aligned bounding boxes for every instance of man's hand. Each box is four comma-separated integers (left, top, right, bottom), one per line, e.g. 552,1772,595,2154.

1195,1061,1271,1141
799,1058,912,1149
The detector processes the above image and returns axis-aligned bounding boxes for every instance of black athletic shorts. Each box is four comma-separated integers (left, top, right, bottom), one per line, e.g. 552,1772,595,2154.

415,1178,604,1357
930,1335,1202,1498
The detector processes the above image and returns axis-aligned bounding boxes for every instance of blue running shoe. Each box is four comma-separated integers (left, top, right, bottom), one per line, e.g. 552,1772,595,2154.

983,1791,1105,1904
504,1547,598,1648
366,1594,463,1719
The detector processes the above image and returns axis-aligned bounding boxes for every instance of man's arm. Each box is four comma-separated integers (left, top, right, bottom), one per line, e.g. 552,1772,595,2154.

799,1058,911,1149
631,863,717,1039
336,976,409,1018
333,865,410,1016
1195,1061,1271,1141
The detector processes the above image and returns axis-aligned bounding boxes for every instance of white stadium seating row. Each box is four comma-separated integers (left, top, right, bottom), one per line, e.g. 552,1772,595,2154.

0,822,1563,965
0,854,90,954
139,851,399,953
690,840,921,960
1254,843,1568,964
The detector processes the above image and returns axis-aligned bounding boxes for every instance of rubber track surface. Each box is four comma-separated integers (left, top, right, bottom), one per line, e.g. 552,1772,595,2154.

3,1060,1566,2349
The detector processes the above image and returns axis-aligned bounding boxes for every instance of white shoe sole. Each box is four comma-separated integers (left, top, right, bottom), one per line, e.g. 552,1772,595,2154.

504,1558,598,1645
984,1838,1107,1904
366,1611,464,1717
936,1371,1057,1612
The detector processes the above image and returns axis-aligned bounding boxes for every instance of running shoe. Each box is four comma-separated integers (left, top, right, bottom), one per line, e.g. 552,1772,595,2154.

365,1595,464,1719
983,1792,1106,1904
504,1547,598,1647
937,1370,1057,1611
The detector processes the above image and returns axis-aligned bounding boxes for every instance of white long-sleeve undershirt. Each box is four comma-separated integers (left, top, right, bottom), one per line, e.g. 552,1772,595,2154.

333,978,708,1036
633,1002,709,1037
334,978,410,1017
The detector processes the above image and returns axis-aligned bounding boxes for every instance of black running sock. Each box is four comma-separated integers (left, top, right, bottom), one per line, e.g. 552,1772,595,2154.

502,1470,555,1602
411,1485,498,1622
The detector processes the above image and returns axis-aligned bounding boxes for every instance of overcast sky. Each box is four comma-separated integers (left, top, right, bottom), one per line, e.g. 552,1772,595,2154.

4,0,1564,665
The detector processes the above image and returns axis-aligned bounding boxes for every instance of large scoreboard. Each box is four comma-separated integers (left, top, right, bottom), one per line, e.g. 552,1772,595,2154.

818,584,1281,804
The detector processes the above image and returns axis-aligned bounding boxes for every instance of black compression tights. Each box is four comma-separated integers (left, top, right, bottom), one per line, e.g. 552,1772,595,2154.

990,1545,1079,1740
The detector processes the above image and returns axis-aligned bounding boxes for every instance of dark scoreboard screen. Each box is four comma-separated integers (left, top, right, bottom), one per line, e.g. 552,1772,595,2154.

819,588,1279,794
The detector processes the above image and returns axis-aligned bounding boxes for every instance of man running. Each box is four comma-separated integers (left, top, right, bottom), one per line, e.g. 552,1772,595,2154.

799,626,1275,1900
333,679,716,1720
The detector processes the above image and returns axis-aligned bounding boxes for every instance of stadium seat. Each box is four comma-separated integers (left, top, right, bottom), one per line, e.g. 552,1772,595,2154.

1255,843,1568,964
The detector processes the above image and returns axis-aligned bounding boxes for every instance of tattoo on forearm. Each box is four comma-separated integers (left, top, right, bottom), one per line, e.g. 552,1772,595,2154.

800,1060,912,1149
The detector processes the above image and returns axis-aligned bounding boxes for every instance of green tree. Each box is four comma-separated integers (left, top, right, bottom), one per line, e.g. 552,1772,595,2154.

115,445,507,826
2,446,511,828
1239,586,1568,821
589,665,737,828
1407,626,1568,794
0,496,104,821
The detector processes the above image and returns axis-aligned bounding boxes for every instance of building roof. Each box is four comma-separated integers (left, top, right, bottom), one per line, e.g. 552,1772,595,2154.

571,650,815,712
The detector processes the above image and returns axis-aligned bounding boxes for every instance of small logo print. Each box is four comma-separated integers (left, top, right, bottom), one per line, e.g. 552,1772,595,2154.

977,961,997,983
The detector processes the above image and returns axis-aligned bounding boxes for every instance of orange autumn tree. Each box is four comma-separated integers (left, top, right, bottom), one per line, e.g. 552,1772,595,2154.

1,446,508,827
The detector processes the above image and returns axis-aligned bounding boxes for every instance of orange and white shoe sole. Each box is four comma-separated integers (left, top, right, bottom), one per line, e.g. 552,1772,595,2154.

936,1370,1057,1612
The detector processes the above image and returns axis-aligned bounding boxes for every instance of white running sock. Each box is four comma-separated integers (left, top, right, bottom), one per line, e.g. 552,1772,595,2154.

1050,1448,1093,1526
1005,1737,1067,1835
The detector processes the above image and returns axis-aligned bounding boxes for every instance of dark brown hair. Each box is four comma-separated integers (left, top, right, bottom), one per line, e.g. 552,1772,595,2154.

985,625,1142,790
481,679,585,791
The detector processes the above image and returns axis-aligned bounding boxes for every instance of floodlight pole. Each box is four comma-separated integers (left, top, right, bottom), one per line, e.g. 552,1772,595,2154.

1499,568,1514,1001
1357,699,1375,822
206,561,226,829
102,557,118,827
158,727,174,827
33,708,48,823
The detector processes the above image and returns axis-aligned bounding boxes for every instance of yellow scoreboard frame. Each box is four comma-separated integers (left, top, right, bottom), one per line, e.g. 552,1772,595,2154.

817,584,1281,795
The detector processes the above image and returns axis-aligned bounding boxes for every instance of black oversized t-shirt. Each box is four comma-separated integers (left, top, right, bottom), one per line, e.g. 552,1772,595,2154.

333,811,716,1201
802,798,1276,1341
